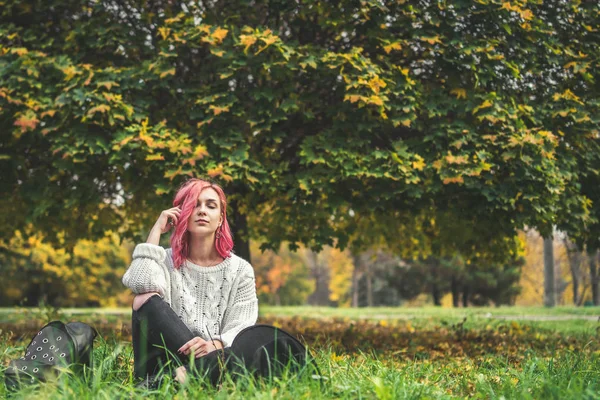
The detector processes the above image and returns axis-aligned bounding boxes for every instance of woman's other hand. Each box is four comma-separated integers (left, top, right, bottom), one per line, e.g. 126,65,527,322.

178,336,223,358
146,207,181,244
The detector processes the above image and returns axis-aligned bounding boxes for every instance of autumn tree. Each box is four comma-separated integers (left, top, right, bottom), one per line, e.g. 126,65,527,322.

250,241,313,306
0,229,131,307
1,0,598,269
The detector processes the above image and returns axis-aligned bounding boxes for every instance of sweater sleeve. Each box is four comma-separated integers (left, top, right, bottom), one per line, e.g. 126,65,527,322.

122,243,171,302
218,260,259,347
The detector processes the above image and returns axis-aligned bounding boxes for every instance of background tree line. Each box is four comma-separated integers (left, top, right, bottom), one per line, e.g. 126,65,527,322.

3,227,597,308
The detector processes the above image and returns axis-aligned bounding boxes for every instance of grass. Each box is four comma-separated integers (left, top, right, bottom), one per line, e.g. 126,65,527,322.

2,306,600,398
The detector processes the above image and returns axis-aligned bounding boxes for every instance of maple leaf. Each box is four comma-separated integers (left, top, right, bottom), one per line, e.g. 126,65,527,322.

87,104,111,116
209,105,230,115
14,114,39,133
451,88,467,99
383,42,402,54
240,35,257,53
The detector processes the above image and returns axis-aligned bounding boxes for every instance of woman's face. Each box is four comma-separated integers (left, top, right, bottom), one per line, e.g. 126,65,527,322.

187,187,223,237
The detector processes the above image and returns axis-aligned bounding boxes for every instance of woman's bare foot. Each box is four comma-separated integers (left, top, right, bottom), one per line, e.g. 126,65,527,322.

174,366,187,384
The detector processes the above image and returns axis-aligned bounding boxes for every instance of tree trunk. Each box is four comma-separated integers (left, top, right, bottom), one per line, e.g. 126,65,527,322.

351,254,361,308
462,287,469,307
432,283,441,306
451,277,460,307
229,198,251,262
543,235,556,307
366,263,373,307
274,291,281,307
563,239,581,305
572,278,579,306
589,249,599,306
307,251,331,306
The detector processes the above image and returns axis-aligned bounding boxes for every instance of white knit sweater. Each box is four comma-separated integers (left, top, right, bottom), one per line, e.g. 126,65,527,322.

122,243,258,347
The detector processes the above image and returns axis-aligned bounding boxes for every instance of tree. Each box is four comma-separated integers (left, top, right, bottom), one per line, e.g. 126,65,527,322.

250,241,313,306
563,238,586,306
0,229,131,307
544,235,556,307
1,0,598,264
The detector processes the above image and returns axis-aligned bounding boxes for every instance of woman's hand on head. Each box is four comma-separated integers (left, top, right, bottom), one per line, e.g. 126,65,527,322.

178,336,223,358
155,207,182,234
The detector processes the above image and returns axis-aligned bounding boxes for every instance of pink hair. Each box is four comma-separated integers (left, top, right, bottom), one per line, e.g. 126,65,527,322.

170,178,234,269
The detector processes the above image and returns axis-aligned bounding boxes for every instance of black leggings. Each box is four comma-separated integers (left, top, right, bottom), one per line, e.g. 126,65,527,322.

131,295,224,384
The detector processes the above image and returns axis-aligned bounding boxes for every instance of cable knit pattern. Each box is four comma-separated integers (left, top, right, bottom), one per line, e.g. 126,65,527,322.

122,243,258,347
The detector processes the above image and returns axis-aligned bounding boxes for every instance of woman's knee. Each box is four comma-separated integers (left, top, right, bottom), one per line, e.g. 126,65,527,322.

132,292,161,311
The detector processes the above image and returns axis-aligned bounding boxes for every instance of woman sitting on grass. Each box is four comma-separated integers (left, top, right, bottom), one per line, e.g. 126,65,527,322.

122,178,258,385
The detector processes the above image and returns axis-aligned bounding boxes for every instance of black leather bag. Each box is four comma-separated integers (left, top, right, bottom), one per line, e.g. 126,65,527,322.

4,321,97,392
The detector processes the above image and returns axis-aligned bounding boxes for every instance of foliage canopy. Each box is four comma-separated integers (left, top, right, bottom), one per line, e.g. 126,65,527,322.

1,0,598,255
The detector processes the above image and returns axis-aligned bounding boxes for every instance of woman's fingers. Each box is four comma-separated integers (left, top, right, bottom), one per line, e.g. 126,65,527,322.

179,337,207,356
188,342,204,357
158,209,182,232
178,337,200,354
194,346,206,358
194,341,220,358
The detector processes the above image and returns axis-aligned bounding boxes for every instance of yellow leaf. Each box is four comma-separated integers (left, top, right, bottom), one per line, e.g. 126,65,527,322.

197,118,213,127
260,34,278,47
420,36,442,45
193,145,209,159
211,27,229,44
40,110,57,118
520,9,533,20
164,15,182,24
173,34,186,44
160,68,176,78
209,105,230,115
443,176,464,184
207,165,233,182
480,114,503,123
472,99,493,114
10,48,28,56
450,88,467,99
62,66,79,81
383,42,402,54
445,153,469,164
96,81,119,90
240,34,257,53
158,27,171,40
412,158,425,171
368,76,387,94
87,104,111,116
501,2,520,12
84,70,94,86
145,154,165,161
368,95,384,106
344,94,363,103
